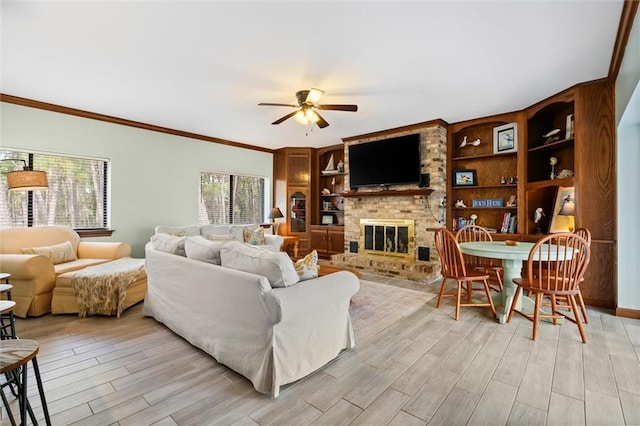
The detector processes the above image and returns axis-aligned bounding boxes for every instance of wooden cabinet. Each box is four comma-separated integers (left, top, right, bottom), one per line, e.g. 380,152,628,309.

447,112,522,235
310,225,345,259
446,79,616,308
273,148,314,256
523,80,615,308
315,145,346,227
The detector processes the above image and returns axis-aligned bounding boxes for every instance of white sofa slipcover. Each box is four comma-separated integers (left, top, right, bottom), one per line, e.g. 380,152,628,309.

154,224,284,252
143,242,359,397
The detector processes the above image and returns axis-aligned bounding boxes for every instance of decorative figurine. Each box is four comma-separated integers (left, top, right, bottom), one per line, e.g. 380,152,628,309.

469,214,478,226
550,156,558,180
500,176,506,184
508,176,517,184
459,135,480,148
506,195,517,207
533,207,545,234
321,188,331,195
556,169,574,179
543,129,561,144
337,160,344,172
454,199,467,208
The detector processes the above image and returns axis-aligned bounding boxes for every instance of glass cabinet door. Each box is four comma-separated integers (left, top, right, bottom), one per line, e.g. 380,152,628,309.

290,190,307,234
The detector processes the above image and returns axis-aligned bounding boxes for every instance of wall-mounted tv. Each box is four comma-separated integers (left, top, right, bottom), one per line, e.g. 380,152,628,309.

348,134,421,188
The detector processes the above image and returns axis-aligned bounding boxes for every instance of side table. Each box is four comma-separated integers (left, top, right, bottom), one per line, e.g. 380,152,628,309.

0,273,16,339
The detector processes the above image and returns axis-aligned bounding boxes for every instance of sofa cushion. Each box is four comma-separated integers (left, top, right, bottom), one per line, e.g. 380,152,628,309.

220,241,299,288
54,258,111,275
184,236,225,265
21,241,77,265
201,224,232,239
294,250,319,281
150,233,187,256
154,225,200,237
243,227,266,245
205,234,235,242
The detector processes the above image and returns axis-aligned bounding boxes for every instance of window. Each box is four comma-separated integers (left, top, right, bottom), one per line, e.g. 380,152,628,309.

199,171,265,225
0,150,109,229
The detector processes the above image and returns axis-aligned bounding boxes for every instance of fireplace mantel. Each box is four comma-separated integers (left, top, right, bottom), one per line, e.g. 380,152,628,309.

341,188,434,198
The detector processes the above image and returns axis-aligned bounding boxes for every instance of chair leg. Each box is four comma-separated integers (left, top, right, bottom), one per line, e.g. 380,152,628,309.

550,294,558,326
436,277,447,308
576,290,589,324
482,278,497,318
568,295,588,343
506,285,522,323
532,292,542,341
455,280,462,320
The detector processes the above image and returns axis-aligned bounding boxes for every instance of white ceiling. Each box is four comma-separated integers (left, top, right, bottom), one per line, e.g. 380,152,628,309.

1,1,624,151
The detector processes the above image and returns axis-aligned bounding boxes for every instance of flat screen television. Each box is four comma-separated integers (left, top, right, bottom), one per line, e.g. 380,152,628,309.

348,134,421,188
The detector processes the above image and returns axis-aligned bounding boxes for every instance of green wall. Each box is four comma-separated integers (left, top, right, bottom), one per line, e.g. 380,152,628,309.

615,9,640,311
1,102,273,257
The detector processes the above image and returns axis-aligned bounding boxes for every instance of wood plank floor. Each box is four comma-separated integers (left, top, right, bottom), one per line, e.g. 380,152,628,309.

3,273,639,425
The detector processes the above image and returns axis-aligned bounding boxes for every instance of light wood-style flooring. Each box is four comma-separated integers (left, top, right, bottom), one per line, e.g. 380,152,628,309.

4,273,640,425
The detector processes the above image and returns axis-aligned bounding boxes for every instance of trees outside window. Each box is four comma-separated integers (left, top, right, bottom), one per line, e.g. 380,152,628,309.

199,172,265,225
0,150,109,229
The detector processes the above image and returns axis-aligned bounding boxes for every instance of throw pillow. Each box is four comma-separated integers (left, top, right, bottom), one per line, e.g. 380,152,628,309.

150,233,188,256
220,241,299,288
295,250,319,280
21,240,77,265
243,227,266,245
184,236,225,265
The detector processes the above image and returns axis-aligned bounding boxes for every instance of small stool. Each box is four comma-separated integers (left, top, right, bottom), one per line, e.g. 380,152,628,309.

0,339,51,426
0,273,16,340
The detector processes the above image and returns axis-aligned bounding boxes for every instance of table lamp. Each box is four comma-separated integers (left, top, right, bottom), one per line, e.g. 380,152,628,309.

558,198,575,232
268,207,284,235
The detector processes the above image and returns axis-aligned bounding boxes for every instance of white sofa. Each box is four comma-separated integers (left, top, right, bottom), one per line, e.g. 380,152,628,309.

144,240,360,397
154,224,284,252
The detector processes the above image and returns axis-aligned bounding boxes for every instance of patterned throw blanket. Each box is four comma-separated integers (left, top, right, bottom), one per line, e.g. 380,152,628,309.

70,258,145,318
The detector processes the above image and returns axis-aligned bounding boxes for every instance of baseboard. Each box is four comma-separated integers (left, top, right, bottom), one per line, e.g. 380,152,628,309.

616,307,640,319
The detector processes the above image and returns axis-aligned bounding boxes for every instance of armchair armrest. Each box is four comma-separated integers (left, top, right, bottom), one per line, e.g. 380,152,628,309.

0,254,55,282
78,242,131,260
264,234,284,248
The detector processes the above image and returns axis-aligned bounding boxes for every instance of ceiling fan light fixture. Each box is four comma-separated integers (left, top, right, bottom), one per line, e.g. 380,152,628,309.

294,109,309,125
305,108,319,123
306,88,324,105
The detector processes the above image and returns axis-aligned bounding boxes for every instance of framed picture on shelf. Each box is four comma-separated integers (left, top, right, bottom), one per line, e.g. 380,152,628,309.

453,169,477,186
549,186,575,233
321,214,335,225
493,122,518,154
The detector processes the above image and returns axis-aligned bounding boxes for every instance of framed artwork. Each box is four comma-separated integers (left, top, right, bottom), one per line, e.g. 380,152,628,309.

549,186,575,233
453,169,477,186
493,122,518,154
321,214,335,225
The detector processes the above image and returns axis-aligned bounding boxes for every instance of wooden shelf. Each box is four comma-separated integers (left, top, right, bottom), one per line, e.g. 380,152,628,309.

452,152,517,161
341,188,434,198
453,184,517,190
528,138,574,153
453,207,517,211
525,177,574,190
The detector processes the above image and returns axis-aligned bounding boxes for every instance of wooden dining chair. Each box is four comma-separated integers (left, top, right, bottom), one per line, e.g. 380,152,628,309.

456,225,503,291
434,228,497,320
572,228,591,323
507,232,591,343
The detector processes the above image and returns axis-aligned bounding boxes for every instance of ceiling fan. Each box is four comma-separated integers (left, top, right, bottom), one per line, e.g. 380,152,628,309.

258,88,358,129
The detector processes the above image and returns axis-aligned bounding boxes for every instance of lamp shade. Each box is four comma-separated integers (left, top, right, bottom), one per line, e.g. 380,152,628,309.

268,207,284,219
7,170,48,191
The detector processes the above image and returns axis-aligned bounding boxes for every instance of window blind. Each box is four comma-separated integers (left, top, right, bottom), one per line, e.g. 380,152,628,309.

199,172,265,225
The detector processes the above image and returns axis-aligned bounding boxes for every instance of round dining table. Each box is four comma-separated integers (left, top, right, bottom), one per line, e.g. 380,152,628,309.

458,240,570,324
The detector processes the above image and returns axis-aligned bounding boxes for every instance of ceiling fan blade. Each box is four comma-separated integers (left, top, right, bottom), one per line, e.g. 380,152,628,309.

271,111,297,125
317,104,358,112
258,102,298,107
315,112,330,129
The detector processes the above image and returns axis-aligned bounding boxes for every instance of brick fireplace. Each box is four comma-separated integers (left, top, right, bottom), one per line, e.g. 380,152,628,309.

330,121,447,283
